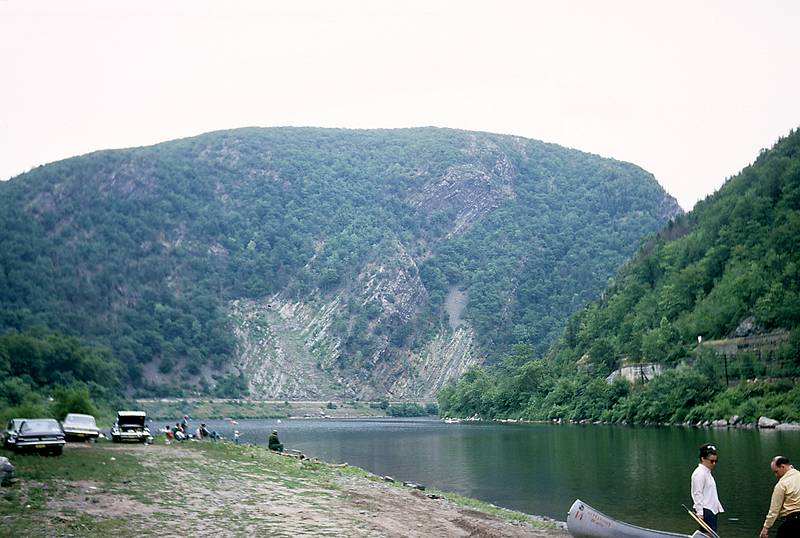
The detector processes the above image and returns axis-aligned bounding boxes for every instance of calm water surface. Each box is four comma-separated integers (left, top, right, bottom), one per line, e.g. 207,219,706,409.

185,417,799,538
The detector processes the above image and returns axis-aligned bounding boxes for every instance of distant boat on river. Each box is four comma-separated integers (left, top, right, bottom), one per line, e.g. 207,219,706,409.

566,500,705,538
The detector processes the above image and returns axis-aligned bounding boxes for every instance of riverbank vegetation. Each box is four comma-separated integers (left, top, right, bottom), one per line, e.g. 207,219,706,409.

0,329,125,425
441,129,800,425
439,345,800,424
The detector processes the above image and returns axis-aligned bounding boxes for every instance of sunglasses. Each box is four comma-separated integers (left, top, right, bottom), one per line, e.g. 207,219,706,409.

707,458,718,464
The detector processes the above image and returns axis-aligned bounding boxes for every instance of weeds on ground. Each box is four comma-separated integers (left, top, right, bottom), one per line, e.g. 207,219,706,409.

0,443,149,536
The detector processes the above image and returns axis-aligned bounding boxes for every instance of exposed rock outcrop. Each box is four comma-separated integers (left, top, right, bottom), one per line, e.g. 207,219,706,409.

390,326,480,399
229,296,345,399
776,423,800,430
229,241,481,399
758,416,780,428
408,137,516,236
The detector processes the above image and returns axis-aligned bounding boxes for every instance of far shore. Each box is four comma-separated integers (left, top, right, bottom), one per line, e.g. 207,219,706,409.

134,397,442,422
464,416,800,431
134,398,800,432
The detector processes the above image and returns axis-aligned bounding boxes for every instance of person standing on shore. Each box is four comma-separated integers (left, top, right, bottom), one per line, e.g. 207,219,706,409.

760,456,800,538
690,443,723,534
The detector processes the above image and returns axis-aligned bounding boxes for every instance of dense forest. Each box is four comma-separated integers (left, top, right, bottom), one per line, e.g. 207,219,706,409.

440,129,800,424
0,328,124,423
0,127,678,398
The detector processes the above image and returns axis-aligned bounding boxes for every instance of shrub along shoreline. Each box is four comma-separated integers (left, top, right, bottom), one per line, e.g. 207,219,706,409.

438,348,800,427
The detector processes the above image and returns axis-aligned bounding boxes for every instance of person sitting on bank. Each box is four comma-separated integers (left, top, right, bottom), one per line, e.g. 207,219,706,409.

172,422,186,441
268,430,284,452
691,443,724,534
197,423,210,440
760,455,800,538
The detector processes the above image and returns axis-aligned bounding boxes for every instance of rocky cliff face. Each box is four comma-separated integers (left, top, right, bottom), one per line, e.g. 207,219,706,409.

230,297,342,399
409,136,517,236
228,240,480,399
229,294,481,400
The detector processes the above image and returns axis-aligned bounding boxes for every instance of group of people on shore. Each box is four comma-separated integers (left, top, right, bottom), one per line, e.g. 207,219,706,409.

159,415,282,450
691,443,799,537
164,415,215,442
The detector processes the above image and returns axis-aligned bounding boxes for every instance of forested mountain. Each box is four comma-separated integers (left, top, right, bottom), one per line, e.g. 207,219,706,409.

0,127,679,399
440,128,800,423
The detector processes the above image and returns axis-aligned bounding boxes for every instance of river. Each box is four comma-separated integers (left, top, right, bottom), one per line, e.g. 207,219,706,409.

180,417,799,538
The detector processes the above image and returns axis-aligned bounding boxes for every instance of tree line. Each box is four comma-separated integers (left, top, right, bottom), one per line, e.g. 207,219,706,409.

0,328,125,424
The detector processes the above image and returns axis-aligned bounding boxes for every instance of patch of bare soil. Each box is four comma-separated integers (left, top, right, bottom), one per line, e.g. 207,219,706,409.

45,444,569,537
54,479,156,515
334,476,567,537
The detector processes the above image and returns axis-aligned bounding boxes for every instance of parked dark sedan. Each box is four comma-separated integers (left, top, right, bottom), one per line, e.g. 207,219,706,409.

14,419,66,455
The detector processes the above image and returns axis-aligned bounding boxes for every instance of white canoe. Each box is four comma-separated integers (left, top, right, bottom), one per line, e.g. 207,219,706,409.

566,499,706,538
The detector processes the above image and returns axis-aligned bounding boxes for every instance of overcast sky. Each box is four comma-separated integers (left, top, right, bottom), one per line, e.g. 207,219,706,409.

1,1,799,210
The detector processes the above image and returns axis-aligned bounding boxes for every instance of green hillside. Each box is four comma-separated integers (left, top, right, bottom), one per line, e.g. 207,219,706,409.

0,127,678,399
440,128,800,423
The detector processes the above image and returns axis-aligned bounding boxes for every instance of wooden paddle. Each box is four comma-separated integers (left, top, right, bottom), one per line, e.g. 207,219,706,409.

682,504,721,538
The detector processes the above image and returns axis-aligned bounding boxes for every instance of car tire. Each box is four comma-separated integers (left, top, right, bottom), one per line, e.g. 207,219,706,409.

51,447,63,456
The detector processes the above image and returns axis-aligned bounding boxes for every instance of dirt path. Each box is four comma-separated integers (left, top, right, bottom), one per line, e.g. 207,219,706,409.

40,443,570,537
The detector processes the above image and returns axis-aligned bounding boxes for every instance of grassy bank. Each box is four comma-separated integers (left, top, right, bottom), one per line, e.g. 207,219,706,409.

0,439,565,537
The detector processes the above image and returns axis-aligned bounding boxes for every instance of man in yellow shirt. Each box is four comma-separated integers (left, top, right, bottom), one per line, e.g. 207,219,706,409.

760,456,800,538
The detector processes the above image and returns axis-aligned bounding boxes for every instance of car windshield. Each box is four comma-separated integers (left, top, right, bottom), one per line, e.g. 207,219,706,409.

65,415,96,427
20,420,61,433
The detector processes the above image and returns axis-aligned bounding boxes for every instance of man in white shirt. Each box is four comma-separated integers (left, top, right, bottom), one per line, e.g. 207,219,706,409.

691,443,724,534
